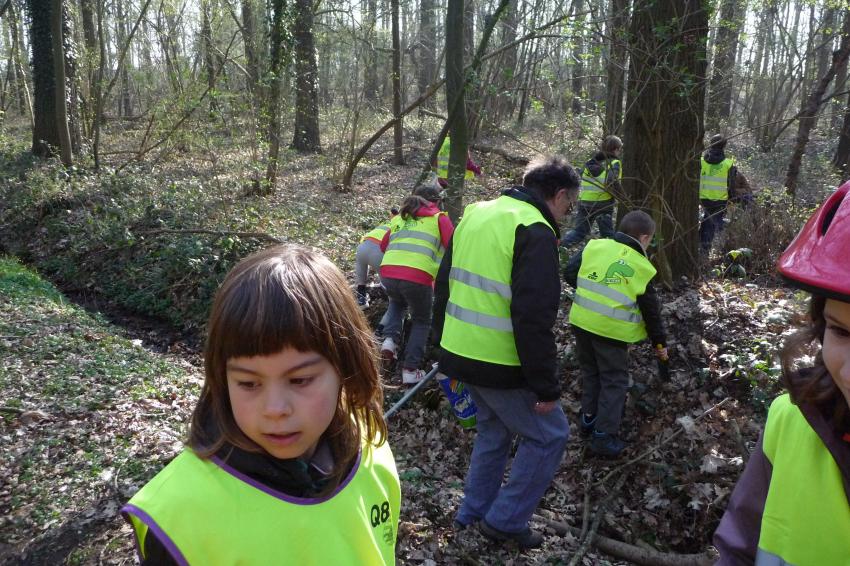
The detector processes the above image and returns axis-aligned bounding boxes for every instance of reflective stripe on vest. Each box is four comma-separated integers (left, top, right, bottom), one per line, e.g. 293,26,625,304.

578,159,620,202
699,157,733,201
568,238,656,343
380,213,445,277
437,139,473,180
123,442,401,566
440,195,555,366
756,394,850,565
361,223,390,243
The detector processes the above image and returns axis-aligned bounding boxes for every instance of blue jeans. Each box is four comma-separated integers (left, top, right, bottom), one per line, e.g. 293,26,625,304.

561,201,615,247
699,199,727,251
456,385,570,533
381,277,432,369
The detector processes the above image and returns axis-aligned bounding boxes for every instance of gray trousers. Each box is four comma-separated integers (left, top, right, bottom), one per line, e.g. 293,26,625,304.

574,329,630,435
354,240,384,286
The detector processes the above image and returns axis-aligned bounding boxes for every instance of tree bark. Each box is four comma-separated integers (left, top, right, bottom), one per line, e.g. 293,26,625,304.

705,0,742,130
784,11,850,196
28,0,60,156
604,0,628,135
292,0,321,152
263,0,287,191
363,0,379,105
570,0,584,114
201,1,218,113
833,93,850,179
51,0,72,165
417,0,436,108
622,0,709,283
8,1,33,123
390,0,403,163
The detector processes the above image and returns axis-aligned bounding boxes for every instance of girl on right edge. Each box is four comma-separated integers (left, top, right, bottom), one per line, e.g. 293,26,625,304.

713,182,850,564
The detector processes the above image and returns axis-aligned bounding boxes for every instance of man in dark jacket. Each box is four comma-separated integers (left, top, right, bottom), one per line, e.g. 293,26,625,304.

432,155,580,550
563,210,667,457
699,134,752,252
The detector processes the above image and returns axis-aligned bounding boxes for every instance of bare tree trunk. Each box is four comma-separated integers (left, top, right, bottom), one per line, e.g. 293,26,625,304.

8,1,33,123
202,1,218,114
364,0,379,106
622,0,708,283
52,0,72,165
833,93,850,179
115,0,131,116
706,0,742,130
784,11,850,196
418,0,436,108
292,0,321,152
570,0,584,114
263,0,286,191
604,0,628,135
389,0,403,163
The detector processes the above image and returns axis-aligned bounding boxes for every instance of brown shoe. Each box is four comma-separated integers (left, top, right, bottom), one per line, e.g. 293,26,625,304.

479,520,544,549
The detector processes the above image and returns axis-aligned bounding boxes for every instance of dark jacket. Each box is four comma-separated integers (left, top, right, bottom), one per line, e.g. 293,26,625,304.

432,186,563,402
703,148,751,202
563,232,666,347
713,376,850,564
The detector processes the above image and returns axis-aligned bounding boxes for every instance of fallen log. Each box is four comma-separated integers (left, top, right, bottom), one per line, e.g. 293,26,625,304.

535,515,717,566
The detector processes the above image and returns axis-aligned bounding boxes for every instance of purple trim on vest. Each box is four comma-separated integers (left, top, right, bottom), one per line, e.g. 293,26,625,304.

121,503,189,566
210,448,363,504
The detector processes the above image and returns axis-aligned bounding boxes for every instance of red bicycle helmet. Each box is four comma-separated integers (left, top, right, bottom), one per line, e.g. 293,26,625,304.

777,180,850,301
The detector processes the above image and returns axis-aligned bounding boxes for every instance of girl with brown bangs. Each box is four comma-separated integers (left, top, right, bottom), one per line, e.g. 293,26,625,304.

122,245,400,565
714,183,850,565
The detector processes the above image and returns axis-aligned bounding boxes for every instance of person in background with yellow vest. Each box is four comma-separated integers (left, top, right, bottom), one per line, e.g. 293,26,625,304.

355,206,399,307
563,210,667,458
714,182,850,565
122,245,399,565
699,134,751,252
432,155,580,549
435,135,482,188
379,185,454,384
560,135,622,248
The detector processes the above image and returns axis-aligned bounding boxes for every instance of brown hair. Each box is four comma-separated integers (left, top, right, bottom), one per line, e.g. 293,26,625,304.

189,244,386,491
400,185,441,219
618,210,656,239
781,294,848,429
600,135,623,155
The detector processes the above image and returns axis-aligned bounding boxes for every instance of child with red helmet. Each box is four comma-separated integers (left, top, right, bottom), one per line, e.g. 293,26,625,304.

713,182,850,564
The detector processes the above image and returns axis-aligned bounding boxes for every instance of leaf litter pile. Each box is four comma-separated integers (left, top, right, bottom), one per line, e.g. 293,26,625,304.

1,251,803,564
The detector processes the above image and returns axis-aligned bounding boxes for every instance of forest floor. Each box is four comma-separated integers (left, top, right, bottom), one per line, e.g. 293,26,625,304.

0,118,825,564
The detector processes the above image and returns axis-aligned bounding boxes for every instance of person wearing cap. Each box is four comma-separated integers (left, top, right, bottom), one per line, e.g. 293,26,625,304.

713,181,850,564
560,135,623,248
354,207,399,307
699,134,752,252
434,136,482,188
432,155,580,550
378,185,454,385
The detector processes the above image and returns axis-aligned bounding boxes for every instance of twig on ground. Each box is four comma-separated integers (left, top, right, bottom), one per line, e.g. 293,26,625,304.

0,405,23,414
569,473,627,566
595,397,730,487
579,469,592,541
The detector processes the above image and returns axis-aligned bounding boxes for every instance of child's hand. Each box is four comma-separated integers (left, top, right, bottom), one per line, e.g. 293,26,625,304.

654,345,669,361
534,400,558,415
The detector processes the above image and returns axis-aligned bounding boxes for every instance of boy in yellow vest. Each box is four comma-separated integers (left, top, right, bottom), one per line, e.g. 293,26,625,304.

699,134,751,252
563,210,667,457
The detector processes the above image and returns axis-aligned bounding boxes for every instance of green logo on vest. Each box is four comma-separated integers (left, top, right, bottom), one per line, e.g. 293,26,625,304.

603,259,634,285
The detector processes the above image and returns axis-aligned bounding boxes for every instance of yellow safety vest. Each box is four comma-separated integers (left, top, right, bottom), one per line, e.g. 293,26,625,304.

756,394,850,565
380,212,445,278
569,238,656,343
437,138,474,180
578,159,621,202
361,221,391,243
699,157,733,201
441,195,554,366
123,440,400,565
